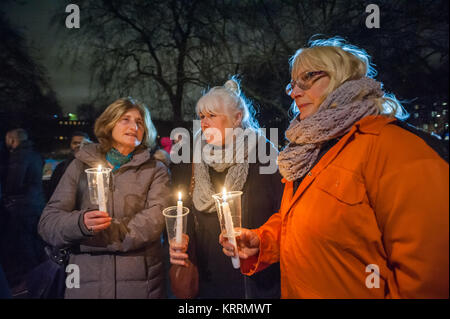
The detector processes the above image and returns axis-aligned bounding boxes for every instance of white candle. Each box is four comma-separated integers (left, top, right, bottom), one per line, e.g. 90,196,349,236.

176,191,183,244
97,165,107,212
222,188,240,269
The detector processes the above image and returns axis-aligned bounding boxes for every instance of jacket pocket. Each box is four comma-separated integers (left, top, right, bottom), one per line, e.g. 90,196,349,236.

314,165,366,205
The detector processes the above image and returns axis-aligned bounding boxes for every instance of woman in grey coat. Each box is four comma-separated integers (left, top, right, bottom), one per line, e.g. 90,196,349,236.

38,97,170,299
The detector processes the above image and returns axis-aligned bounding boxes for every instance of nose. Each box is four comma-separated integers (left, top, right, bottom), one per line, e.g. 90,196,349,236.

129,119,139,131
201,118,209,130
290,84,305,99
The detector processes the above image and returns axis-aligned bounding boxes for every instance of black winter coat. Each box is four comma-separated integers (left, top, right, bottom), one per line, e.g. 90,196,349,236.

0,140,46,284
170,140,282,299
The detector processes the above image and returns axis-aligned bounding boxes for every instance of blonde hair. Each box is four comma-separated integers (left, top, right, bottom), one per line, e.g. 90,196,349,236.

196,75,260,131
94,97,157,153
289,37,408,120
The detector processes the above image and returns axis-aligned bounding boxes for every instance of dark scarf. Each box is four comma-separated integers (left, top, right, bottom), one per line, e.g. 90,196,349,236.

106,148,134,172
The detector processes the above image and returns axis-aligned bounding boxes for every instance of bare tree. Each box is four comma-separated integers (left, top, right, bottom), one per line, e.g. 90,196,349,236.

53,0,244,122
0,11,61,126
53,0,448,125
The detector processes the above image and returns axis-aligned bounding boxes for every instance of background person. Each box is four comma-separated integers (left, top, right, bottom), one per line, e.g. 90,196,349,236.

0,128,46,297
220,37,449,299
38,97,170,299
47,131,91,200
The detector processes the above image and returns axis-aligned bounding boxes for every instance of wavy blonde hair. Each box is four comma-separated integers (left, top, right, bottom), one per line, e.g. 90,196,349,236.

289,37,408,119
94,97,157,153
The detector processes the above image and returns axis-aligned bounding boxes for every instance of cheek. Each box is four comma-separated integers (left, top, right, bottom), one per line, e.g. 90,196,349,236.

138,129,144,141
111,126,120,139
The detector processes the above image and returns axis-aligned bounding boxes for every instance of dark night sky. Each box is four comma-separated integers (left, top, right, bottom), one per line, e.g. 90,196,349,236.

2,1,448,117
3,0,94,114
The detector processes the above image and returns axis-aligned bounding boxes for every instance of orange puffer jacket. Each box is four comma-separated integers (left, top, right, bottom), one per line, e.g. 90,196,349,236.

241,115,449,299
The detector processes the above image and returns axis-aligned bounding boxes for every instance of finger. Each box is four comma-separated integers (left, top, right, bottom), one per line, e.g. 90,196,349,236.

88,217,112,225
169,245,188,255
182,233,189,245
222,241,234,251
170,242,188,251
86,219,112,229
240,247,259,259
93,211,110,218
222,242,237,257
238,251,249,259
219,232,229,246
90,221,111,232
170,258,187,267
87,210,109,218
222,247,234,257
170,252,189,260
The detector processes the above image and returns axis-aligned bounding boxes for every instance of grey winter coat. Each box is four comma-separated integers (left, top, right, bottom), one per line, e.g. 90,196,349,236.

38,144,170,299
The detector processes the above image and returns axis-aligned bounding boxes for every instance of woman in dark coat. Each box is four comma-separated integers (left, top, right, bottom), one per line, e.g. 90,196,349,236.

169,77,282,299
38,97,170,299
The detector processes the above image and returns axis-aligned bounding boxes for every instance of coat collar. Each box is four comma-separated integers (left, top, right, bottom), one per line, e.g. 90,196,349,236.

280,115,396,215
75,143,150,170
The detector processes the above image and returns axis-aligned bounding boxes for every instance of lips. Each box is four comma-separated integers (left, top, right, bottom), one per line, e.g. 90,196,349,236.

297,103,311,109
125,132,137,138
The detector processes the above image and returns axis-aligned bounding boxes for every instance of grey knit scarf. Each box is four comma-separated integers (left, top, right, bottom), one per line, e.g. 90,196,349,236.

278,77,383,181
192,129,256,213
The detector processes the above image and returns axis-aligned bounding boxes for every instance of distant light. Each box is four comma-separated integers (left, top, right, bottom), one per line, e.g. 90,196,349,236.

53,114,58,118
437,114,441,118
59,136,64,140
443,102,447,106
68,113,78,121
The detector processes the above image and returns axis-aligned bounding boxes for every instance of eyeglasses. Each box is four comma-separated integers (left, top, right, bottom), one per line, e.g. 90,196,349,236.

285,71,327,95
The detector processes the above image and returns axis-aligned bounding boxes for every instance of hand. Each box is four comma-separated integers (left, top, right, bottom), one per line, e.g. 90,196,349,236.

83,210,112,233
169,233,190,267
219,228,260,259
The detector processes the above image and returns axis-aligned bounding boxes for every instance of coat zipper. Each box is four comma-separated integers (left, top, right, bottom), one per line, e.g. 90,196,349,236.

110,172,117,299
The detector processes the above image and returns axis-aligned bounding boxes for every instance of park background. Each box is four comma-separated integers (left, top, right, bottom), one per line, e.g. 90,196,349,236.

1,0,448,164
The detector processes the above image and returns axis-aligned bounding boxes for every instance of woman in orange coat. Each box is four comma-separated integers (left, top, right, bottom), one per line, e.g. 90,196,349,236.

220,37,449,298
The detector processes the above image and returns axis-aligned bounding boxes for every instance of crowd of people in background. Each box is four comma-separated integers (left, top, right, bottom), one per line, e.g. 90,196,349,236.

0,37,448,299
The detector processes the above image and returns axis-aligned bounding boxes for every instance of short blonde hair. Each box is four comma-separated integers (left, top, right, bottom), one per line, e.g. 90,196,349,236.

289,37,408,119
94,97,157,153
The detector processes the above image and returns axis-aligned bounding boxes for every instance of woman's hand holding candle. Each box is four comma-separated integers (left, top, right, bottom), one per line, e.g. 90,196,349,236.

169,233,190,267
219,227,260,259
83,210,112,233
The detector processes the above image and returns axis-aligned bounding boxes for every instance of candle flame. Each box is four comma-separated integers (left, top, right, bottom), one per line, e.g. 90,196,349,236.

178,191,182,201
97,165,102,172
222,187,227,202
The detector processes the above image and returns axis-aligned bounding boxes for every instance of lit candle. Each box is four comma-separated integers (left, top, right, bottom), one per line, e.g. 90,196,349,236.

97,165,107,212
222,188,240,269
176,191,183,244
